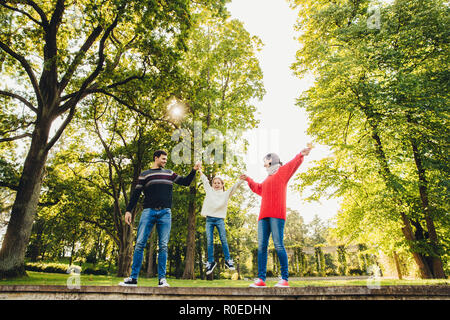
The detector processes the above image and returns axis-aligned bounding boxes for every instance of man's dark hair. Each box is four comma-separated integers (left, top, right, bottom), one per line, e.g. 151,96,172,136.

153,150,168,161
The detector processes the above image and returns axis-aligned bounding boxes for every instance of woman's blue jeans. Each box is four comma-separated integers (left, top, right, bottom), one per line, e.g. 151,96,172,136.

206,216,231,263
257,217,288,281
130,208,171,280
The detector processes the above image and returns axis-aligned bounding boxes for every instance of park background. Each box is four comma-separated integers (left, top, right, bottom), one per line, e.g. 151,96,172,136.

0,0,448,282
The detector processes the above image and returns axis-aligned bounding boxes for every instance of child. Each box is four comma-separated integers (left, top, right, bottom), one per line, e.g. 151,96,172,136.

199,169,243,275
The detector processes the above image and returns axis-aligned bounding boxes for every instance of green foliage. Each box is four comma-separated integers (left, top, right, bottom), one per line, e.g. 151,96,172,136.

25,262,70,274
290,0,449,277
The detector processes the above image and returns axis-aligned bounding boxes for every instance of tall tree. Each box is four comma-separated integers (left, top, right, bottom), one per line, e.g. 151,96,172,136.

0,0,227,277
175,11,265,279
290,0,448,278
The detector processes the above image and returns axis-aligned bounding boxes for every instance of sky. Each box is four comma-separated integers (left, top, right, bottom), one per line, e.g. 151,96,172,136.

226,0,340,223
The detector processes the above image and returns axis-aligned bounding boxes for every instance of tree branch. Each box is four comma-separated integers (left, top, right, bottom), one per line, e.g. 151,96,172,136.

39,0,65,100
0,89,38,113
0,40,43,108
23,0,49,28
58,25,104,91
68,165,114,198
60,71,145,102
0,180,18,191
0,132,32,142
0,1,43,26
44,105,75,152
58,14,120,114
81,217,118,243
95,89,179,129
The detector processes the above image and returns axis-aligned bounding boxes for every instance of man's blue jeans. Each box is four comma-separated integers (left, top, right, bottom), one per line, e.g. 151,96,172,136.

130,208,171,280
206,216,231,263
257,217,289,281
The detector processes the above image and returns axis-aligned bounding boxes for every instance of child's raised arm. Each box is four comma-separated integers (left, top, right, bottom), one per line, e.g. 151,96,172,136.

199,171,213,194
226,178,244,197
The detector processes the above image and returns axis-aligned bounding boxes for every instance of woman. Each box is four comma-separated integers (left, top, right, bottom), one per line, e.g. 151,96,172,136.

199,169,243,275
240,145,311,287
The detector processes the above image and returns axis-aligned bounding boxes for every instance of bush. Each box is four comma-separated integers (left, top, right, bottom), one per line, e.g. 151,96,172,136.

83,268,108,275
348,268,364,276
325,268,339,276
25,262,74,274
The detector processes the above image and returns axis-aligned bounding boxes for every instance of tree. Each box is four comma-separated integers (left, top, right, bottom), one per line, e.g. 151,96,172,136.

284,208,307,247
174,10,265,279
290,0,448,278
0,0,227,277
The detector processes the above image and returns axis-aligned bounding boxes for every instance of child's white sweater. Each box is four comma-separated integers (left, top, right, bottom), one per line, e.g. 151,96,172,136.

200,173,243,219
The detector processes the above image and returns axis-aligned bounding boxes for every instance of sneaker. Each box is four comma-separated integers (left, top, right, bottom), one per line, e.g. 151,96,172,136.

158,278,170,287
274,278,289,287
225,259,235,271
249,278,267,288
119,277,137,287
205,261,217,275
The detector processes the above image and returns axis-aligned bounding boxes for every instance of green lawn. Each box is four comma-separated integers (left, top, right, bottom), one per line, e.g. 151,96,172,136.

1,271,449,287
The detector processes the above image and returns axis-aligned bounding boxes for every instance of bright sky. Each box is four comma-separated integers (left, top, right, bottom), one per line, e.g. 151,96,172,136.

227,0,340,224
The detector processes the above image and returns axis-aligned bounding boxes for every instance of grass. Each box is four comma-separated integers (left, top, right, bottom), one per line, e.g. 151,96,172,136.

1,271,449,287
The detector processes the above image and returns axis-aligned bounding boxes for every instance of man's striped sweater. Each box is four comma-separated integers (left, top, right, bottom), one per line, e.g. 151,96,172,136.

126,167,197,212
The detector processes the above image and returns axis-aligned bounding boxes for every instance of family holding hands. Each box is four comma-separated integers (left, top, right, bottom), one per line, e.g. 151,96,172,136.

120,144,312,288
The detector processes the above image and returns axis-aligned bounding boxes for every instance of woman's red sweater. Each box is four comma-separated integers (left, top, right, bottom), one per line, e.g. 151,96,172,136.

246,152,304,221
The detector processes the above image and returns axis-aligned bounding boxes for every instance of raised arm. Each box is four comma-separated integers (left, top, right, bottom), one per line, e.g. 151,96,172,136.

199,171,213,193
240,174,262,196
173,169,197,186
226,178,244,197
277,147,311,182
173,161,201,186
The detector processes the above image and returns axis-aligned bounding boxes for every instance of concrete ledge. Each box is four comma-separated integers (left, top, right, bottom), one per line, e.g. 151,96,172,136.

0,285,449,300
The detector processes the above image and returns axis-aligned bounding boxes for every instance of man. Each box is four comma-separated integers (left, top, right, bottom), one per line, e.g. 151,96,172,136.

119,150,200,287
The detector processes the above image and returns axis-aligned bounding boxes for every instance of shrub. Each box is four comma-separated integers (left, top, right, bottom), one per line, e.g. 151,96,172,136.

83,268,108,275
325,268,339,276
25,262,74,274
348,268,364,276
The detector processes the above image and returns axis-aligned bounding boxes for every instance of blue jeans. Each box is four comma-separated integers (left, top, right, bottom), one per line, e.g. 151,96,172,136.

130,208,171,280
205,216,231,263
257,217,288,281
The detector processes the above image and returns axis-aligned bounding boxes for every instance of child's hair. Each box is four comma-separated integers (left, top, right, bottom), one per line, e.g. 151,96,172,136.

212,177,225,191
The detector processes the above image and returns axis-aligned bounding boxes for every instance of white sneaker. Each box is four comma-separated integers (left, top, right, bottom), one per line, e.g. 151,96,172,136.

225,259,235,271
158,278,170,287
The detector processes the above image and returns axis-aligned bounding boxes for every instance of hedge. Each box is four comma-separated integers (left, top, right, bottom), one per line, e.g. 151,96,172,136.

25,262,107,275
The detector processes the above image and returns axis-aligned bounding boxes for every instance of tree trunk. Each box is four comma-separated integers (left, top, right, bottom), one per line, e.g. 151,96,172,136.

362,106,435,279
196,232,204,279
146,227,156,277
399,213,433,278
392,251,403,280
182,185,197,279
175,245,183,278
0,120,51,278
116,224,134,277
